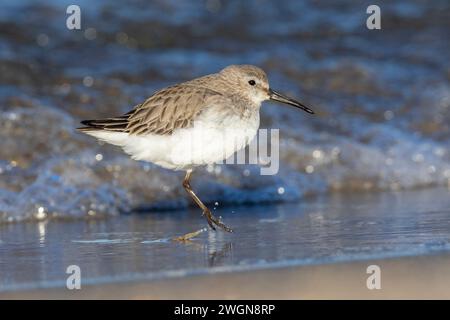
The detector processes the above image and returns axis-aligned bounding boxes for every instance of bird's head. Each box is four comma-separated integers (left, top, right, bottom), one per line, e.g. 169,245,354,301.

219,64,314,114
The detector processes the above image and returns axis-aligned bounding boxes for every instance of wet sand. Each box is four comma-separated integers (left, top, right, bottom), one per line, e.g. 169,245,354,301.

1,0,449,223
2,253,450,299
1,187,450,299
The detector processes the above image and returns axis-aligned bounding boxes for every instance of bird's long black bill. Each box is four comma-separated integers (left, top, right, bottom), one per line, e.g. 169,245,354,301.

269,89,314,114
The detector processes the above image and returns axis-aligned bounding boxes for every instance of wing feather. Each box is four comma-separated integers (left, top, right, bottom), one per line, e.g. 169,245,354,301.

78,82,224,135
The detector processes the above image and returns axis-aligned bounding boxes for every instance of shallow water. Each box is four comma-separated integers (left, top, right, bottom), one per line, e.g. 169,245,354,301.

0,0,449,222
1,187,450,291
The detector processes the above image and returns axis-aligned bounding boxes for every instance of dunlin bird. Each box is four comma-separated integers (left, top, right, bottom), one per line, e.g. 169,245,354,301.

78,65,314,232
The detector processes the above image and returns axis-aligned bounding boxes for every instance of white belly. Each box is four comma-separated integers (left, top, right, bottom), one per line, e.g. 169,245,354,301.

93,109,260,171
166,115,258,170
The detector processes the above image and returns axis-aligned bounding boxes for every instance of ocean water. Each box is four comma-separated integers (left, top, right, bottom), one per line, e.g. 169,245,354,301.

1,187,449,291
0,0,449,222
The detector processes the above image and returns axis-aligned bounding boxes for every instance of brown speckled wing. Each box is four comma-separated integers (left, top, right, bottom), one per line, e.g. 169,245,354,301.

127,85,221,135
79,82,224,136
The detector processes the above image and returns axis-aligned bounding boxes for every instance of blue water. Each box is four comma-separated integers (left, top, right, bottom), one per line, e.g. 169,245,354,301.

1,187,450,291
0,0,449,222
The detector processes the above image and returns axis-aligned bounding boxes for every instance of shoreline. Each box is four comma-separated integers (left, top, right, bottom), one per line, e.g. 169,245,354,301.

2,253,450,299
2,187,450,299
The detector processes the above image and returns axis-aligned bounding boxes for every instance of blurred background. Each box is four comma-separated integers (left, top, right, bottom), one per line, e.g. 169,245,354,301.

0,0,450,298
1,0,449,223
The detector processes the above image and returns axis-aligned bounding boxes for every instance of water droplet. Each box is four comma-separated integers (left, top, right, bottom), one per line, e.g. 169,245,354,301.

35,207,47,220
83,76,94,87
305,165,314,174
312,150,323,159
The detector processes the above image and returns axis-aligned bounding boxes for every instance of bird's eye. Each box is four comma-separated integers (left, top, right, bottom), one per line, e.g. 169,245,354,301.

248,80,256,86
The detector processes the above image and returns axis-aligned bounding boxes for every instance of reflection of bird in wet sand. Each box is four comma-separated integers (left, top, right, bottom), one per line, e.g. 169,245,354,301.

78,65,314,232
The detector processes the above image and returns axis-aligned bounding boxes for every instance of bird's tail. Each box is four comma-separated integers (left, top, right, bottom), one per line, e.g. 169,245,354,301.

77,115,130,133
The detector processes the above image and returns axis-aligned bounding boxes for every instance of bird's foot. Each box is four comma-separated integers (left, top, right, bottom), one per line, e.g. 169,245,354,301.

202,209,233,233
172,228,208,242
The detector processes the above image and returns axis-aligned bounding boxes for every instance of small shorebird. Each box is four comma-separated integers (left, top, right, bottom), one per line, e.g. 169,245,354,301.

78,65,314,232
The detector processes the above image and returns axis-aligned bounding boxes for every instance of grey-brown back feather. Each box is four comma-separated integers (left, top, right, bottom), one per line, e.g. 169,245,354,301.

77,65,267,135
78,78,224,136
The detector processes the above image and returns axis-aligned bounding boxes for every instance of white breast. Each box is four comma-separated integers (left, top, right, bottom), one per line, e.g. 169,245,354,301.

96,106,260,171
168,108,260,170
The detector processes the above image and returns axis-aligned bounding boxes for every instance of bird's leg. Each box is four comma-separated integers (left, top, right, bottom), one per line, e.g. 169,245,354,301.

182,170,233,233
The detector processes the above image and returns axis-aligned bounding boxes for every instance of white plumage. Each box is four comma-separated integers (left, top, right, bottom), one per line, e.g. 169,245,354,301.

85,104,260,171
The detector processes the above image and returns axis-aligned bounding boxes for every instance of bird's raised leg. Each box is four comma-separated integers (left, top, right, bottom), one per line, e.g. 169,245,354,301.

182,170,233,233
